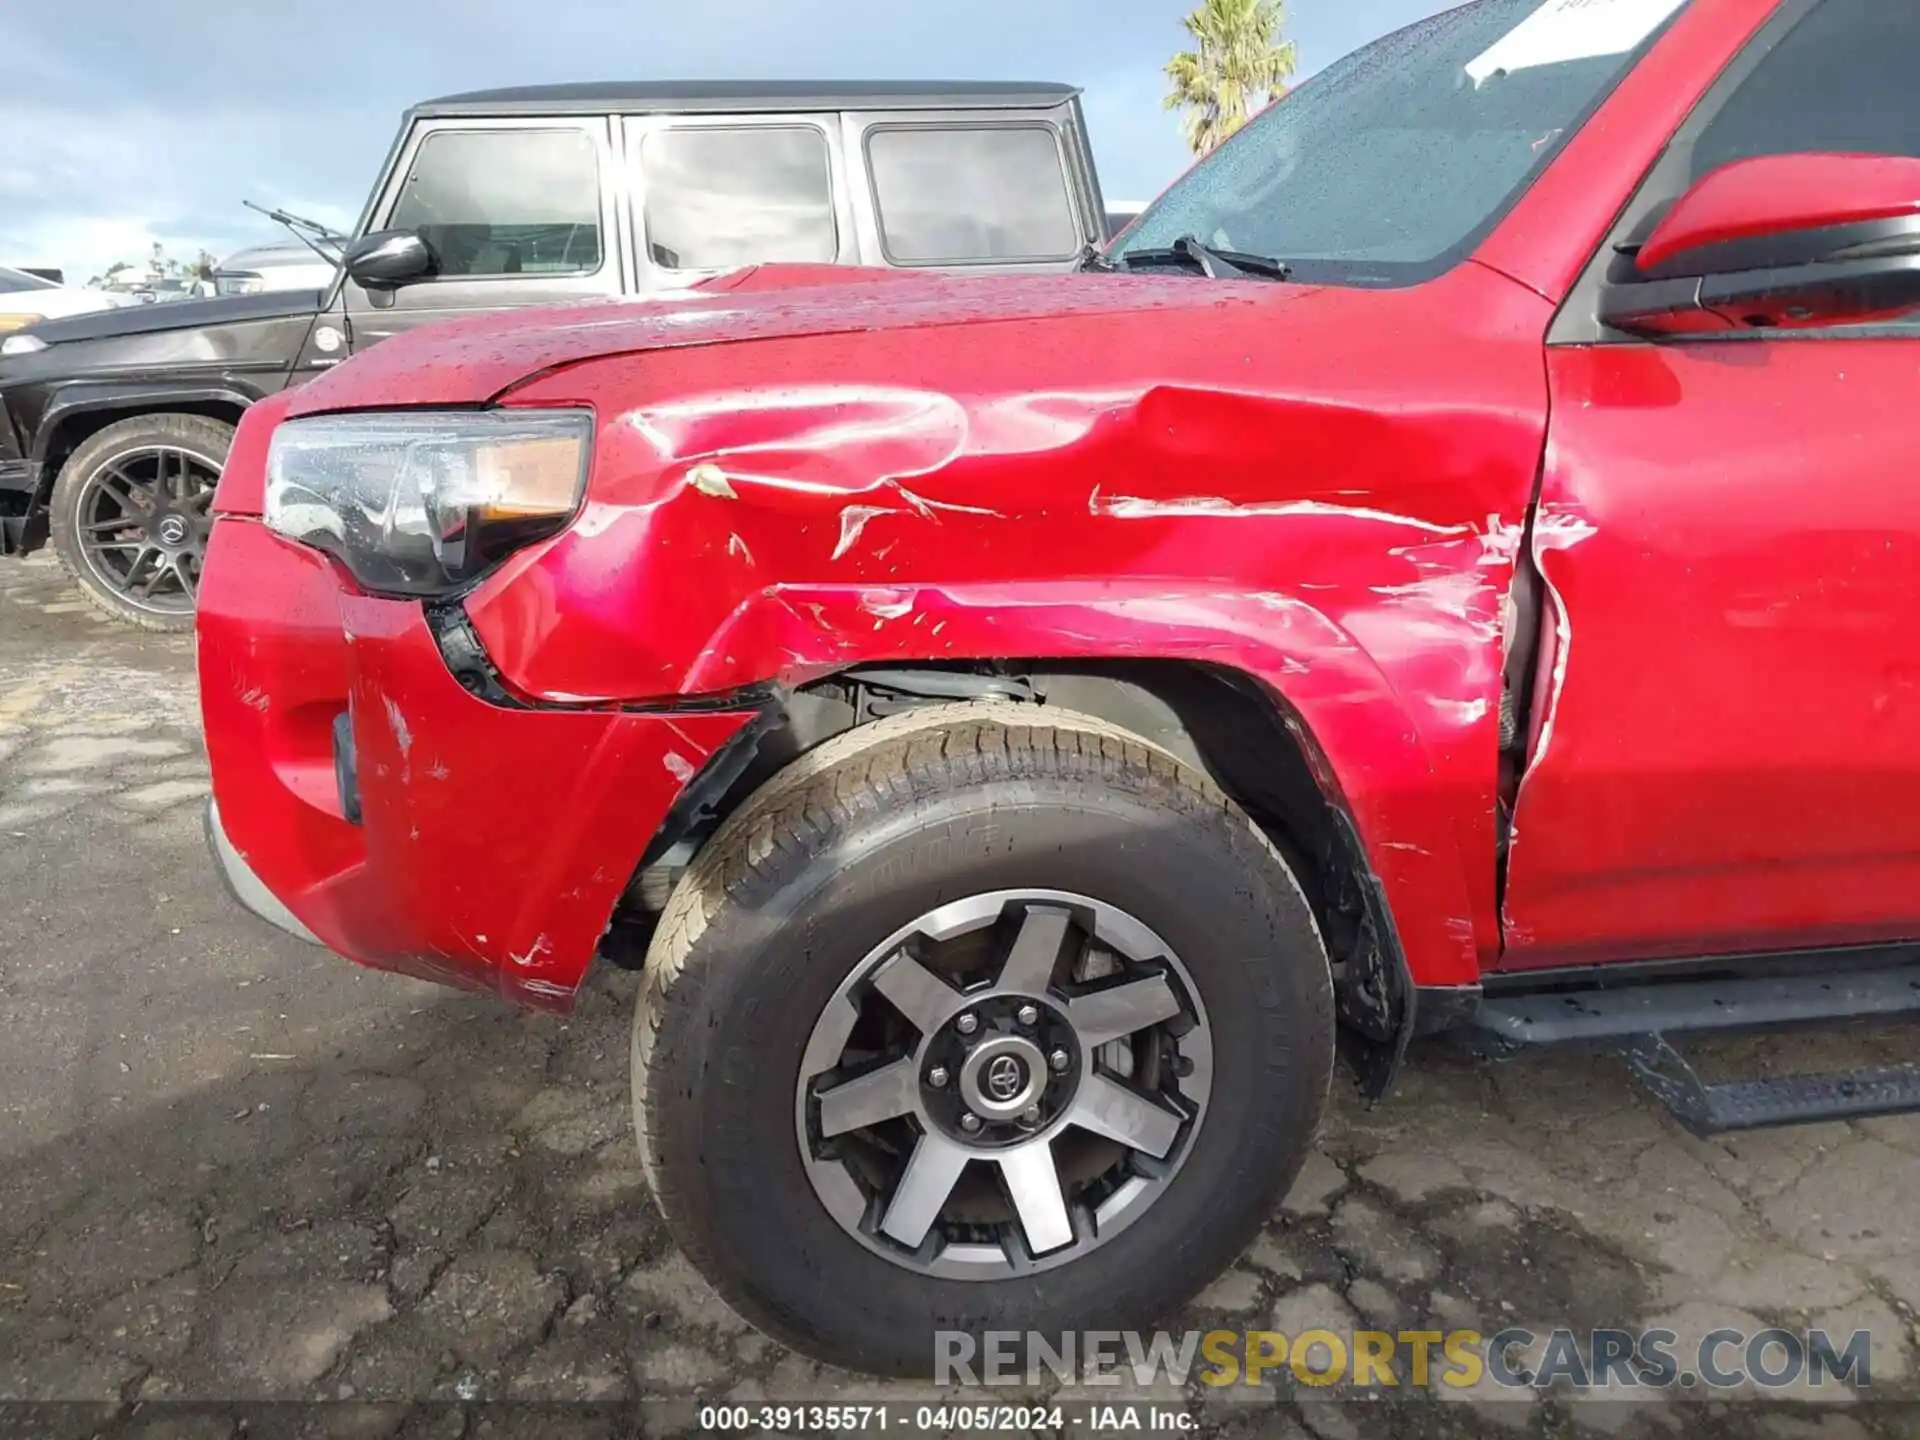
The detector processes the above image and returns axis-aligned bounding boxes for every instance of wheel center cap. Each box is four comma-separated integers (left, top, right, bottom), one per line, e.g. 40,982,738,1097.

959,1036,1046,1121
156,514,189,547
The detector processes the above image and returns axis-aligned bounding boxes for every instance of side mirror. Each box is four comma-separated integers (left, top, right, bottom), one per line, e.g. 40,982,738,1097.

343,230,438,294
1600,153,1920,336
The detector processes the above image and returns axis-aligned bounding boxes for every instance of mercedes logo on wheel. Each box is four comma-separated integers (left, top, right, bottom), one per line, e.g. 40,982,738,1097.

984,1054,1026,1103
157,516,189,546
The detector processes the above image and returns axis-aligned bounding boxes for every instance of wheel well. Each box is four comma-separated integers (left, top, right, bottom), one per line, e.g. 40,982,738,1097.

615,658,1417,1096
37,400,247,501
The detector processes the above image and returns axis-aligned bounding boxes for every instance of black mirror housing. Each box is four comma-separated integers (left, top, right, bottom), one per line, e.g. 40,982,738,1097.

344,230,438,292
1601,238,1920,338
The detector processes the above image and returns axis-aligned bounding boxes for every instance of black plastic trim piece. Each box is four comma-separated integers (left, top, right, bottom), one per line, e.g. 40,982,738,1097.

425,598,785,720
638,701,788,868
425,603,528,709
1327,809,1423,1101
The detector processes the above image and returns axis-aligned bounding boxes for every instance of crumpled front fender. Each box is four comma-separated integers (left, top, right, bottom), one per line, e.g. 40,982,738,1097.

462,263,1555,988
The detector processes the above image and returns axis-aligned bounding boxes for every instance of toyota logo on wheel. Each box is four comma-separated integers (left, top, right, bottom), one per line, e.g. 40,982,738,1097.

984,1054,1026,1102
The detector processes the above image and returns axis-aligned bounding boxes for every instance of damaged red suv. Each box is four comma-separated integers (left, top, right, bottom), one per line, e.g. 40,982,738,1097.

200,0,1920,1376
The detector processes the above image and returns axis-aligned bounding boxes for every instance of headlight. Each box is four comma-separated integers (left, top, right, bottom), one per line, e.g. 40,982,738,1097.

0,333,48,356
0,314,45,334
265,409,593,596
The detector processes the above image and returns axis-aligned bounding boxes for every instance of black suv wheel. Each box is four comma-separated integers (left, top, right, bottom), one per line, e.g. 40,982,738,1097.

633,701,1335,1376
48,412,232,632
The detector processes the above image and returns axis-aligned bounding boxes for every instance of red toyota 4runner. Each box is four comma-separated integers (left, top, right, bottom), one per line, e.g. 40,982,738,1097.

199,0,1920,1376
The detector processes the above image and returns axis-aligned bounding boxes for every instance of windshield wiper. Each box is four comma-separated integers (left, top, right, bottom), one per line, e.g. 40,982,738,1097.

1115,235,1293,281
243,200,347,262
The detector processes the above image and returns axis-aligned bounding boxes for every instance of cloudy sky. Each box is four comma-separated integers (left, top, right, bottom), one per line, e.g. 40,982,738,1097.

1,0,1452,279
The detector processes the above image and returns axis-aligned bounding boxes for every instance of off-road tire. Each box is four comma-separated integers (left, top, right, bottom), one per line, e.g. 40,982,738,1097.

49,412,234,632
632,700,1336,1376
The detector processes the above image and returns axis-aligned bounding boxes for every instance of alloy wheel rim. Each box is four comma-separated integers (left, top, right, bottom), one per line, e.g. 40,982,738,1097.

74,445,218,614
795,889,1213,1280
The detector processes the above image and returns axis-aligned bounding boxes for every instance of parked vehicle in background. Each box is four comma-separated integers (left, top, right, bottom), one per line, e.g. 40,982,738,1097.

0,79,1105,630
212,242,340,296
0,267,123,332
128,277,212,304
1104,199,1146,238
198,0,1920,1378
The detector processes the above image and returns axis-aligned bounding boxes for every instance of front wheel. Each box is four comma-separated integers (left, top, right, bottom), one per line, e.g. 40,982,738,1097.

633,701,1335,1376
48,412,233,632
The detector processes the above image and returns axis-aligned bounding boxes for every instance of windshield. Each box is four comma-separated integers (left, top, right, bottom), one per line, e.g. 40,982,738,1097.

0,266,59,294
1116,0,1688,286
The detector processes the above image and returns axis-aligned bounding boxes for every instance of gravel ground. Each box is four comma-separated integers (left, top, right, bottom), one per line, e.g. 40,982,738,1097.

2,551,1917,1439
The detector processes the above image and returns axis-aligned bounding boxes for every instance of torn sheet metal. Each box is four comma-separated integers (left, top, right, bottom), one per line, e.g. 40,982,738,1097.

459,261,1558,988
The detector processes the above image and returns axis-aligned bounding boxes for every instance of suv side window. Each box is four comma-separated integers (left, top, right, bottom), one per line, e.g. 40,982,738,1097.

1685,0,1920,182
639,126,837,271
388,129,604,279
866,125,1078,265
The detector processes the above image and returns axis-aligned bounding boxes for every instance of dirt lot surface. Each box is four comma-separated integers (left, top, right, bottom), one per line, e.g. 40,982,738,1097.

3,551,1919,1439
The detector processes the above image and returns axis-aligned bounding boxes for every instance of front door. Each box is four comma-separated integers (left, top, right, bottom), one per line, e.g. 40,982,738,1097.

1503,0,1920,966
342,117,624,351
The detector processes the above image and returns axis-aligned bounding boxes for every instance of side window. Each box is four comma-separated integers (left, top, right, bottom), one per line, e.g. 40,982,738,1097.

866,125,1079,265
1686,0,1920,181
639,126,836,271
387,129,603,280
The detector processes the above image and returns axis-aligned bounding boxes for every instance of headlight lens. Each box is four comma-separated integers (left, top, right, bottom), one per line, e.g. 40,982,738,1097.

0,314,45,335
265,409,593,595
0,333,48,356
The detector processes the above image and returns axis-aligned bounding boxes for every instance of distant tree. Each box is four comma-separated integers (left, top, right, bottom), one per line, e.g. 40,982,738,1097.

1164,0,1298,156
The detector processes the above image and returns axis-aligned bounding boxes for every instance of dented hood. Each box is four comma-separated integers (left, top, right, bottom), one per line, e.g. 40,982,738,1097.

287,264,1319,416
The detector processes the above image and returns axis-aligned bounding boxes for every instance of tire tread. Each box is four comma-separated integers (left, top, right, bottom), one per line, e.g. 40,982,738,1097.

47,411,235,633
632,701,1327,1334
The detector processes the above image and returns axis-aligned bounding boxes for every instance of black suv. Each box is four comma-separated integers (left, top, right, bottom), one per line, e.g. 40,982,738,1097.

0,80,1107,628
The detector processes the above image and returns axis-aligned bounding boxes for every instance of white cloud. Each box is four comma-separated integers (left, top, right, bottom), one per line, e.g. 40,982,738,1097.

0,95,369,276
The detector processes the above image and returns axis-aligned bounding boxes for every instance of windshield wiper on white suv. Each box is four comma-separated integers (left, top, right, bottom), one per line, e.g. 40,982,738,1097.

1116,235,1294,281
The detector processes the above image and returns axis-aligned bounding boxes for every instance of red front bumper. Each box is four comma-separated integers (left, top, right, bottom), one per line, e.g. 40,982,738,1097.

196,518,754,1010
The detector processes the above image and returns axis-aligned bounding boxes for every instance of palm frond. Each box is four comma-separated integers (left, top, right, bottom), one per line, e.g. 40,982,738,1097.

1162,0,1298,156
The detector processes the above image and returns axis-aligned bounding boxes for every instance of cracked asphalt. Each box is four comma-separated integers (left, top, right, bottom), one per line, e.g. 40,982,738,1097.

3,551,1919,1439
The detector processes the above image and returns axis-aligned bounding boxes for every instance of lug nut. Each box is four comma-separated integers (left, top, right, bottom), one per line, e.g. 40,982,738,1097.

1016,1003,1039,1027
1049,1048,1071,1073
956,1013,979,1036
1021,1105,1042,1124
927,1066,949,1089
959,1112,982,1134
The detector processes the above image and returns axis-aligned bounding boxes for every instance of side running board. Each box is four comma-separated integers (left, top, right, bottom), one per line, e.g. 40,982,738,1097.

1470,961,1920,1137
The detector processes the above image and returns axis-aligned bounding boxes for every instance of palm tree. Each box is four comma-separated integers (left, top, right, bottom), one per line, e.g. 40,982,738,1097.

1164,0,1298,156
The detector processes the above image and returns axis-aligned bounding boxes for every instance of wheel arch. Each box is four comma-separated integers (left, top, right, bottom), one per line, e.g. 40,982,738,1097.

620,657,1465,1098
32,383,254,500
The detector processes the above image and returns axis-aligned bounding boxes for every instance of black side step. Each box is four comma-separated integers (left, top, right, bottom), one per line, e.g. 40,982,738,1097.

1627,1035,1920,1136
1470,962,1920,1136
1475,964,1920,1043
